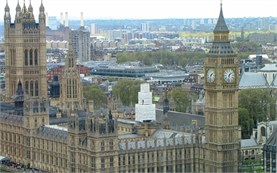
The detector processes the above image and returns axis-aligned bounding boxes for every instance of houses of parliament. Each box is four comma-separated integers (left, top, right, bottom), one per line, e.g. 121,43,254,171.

0,1,240,173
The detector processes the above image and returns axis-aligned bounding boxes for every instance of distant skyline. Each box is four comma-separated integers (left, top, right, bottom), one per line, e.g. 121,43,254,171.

0,0,277,21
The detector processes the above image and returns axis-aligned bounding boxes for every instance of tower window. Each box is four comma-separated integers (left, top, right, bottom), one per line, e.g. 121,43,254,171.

25,81,29,94
101,141,105,151
29,49,33,65
10,49,15,65
30,81,34,96
24,49,28,66
34,49,38,65
35,80,39,96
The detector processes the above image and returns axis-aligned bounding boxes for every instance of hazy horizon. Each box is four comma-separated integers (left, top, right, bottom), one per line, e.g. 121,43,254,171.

0,0,276,21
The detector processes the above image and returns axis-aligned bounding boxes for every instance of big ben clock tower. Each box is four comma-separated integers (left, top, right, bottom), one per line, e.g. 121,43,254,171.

204,2,240,172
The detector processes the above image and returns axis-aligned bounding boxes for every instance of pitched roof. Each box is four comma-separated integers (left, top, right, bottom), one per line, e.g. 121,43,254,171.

239,72,268,89
259,64,277,72
214,4,229,33
265,128,277,149
241,138,258,148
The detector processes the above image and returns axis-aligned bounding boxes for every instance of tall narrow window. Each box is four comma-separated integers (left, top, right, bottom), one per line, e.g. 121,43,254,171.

30,81,34,96
10,49,13,65
69,58,72,68
25,81,29,94
24,49,28,66
73,80,77,98
67,80,69,98
13,50,16,66
35,80,39,96
34,49,38,65
10,49,15,65
71,58,74,67
29,49,33,65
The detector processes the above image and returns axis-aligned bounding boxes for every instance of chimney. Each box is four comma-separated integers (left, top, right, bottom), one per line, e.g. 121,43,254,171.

80,12,84,27
65,12,68,27
46,12,48,27
60,12,64,26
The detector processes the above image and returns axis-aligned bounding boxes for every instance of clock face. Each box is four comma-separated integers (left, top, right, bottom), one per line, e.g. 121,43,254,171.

224,68,235,83
207,68,215,83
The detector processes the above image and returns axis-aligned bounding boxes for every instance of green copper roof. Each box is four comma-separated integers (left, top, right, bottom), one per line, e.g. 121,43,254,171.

213,4,229,32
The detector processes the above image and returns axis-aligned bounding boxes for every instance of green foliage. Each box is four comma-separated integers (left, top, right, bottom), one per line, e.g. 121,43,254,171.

112,80,142,106
83,85,107,109
239,89,276,138
116,51,205,66
240,159,263,172
169,88,191,113
239,108,254,138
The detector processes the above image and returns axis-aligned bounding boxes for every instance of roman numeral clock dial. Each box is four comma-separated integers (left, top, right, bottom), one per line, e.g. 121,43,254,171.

207,68,215,83
224,68,235,83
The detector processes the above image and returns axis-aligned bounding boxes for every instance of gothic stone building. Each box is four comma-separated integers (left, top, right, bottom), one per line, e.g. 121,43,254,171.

0,1,239,173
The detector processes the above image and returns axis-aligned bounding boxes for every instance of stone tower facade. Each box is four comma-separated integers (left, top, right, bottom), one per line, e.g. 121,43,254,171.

204,3,240,172
2,1,49,167
60,33,83,112
4,0,47,100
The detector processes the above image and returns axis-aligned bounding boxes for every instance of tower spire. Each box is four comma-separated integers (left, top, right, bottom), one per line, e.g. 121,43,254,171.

22,0,27,13
210,0,230,44
213,1,228,33
5,0,10,12
15,0,21,18
40,0,45,12
28,0,33,15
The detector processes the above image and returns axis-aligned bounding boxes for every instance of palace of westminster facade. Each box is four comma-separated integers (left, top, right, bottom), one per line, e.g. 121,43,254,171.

0,1,240,173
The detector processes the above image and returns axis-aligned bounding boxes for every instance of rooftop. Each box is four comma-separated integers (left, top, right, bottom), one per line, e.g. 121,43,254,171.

241,138,258,148
239,72,268,89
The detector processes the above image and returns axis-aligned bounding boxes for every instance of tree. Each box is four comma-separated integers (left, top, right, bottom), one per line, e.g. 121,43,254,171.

169,88,191,113
238,89,276,138
239,108,254,139
112,80,142,106
116,51,205,66
83,85,107,109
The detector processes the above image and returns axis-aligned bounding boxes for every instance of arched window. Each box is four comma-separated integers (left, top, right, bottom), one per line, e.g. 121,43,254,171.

29,49,33,65
261,126,266,136
24,49,28,66
30,81,34,96
35,80,39,96
34,49,38,65
25,81,29,94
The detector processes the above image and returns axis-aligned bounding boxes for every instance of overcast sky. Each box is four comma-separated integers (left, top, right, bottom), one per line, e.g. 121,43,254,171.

1,0,277,21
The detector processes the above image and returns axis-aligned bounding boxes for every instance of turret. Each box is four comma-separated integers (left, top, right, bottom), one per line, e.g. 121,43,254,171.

28,0,34,19
87,111,117,138
15,0,21,22
4,0,10,22
39,0,45,24
22,0,27,14
66,33,76,68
